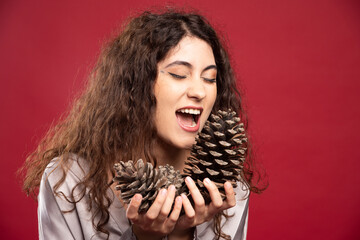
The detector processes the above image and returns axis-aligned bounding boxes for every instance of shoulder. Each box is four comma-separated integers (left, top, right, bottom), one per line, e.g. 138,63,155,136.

40,154,91,216
39,153,94,221
43,154,88,189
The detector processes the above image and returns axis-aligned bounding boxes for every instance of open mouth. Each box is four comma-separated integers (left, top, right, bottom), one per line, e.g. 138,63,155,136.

175,108,202,131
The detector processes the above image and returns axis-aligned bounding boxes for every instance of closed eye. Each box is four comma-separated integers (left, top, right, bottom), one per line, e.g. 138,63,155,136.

169,72,186,79
203,77,216,83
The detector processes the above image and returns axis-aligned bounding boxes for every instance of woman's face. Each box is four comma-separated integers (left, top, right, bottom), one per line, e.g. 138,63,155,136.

154,36,217,150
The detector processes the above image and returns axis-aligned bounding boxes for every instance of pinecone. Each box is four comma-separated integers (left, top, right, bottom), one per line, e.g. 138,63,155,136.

113,159,184,212
182,109,248,204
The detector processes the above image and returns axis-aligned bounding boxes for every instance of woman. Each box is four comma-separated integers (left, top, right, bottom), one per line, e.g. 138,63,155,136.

22,9,262,240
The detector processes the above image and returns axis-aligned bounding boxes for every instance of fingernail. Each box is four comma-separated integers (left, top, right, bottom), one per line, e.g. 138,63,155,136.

176,196,182,203
161,189,167,196
224,181,231,189
169,185,175,191
134,194,142,202
185,176,193,184
204,178,211,184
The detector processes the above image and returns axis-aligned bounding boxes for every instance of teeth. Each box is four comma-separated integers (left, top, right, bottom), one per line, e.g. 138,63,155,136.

178,108,201,115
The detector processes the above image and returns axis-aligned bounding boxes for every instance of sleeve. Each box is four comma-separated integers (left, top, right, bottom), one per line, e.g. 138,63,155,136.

38,169,76,240
194,182,249,240
233,198,249,240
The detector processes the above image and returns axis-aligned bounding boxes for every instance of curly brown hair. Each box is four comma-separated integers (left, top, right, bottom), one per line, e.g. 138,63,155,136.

21,9,265,240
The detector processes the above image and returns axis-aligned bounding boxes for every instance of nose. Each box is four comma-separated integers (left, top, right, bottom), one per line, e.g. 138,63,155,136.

187,77,206,100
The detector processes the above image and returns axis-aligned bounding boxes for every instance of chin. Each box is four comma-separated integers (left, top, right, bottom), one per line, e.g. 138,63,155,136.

182,143,195,150
182,139,197,149
171,137,196,150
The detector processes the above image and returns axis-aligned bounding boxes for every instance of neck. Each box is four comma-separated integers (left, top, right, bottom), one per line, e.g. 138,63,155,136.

153,138,190,172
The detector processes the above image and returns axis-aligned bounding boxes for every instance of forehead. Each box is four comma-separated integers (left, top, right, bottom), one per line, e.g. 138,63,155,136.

159,36,215,67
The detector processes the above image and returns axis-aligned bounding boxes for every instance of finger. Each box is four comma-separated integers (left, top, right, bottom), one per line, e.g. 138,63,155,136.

175,194,195,229
126,194,142,224
145,188,167,221
166,195,182,230
222,181,236,209
203,178,224,219
156,185,176,223
181,193,195,220
185,176,205,214
203,178,223,209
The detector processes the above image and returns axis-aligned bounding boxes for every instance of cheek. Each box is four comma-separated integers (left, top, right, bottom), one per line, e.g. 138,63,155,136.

208,86,218,108
202,87,217,122
154,85,177,126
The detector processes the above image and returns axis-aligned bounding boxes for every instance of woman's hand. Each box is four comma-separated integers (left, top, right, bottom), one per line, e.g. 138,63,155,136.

126,185,183,240
173,177,236,232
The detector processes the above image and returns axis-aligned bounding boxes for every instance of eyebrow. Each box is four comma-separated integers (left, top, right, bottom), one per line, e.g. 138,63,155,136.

203,65,217,71
165,60,192,69
164,60,217,72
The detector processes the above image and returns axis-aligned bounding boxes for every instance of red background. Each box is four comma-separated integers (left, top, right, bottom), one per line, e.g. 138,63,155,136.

1,0,359,239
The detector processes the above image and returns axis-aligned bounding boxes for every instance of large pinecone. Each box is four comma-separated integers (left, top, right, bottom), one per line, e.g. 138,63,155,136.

182,109,247,204
113,159,184,212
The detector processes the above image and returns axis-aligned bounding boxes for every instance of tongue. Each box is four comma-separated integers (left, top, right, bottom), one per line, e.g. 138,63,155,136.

176,112,194,127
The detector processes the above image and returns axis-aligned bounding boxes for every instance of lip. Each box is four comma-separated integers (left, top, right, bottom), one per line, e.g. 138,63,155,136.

176,106,203,132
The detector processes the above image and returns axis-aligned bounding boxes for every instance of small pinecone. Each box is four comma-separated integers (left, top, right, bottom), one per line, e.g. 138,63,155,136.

183,109,248,204
113,159,184,212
